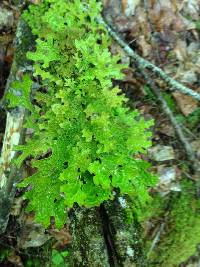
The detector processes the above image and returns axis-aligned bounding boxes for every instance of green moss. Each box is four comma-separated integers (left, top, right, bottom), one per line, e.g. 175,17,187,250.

149,180,200,266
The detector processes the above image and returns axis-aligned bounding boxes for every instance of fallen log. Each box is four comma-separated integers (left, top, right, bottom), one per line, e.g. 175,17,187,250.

0,17,34,234
0,4,147,267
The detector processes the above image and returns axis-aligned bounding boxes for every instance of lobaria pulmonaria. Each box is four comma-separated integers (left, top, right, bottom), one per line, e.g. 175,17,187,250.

7,0,156,228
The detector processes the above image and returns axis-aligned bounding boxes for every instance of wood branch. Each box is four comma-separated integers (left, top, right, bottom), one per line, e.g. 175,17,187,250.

98,17,200,101
69,200,146,267
69,206,110,267
103,197,147,267
147,222,165,258
0,18,34,234
139,68,196,164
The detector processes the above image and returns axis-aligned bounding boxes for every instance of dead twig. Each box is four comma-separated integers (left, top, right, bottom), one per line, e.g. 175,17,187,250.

98,17,200,101
137,65,200,189
138,66,196,164
147,222,166,258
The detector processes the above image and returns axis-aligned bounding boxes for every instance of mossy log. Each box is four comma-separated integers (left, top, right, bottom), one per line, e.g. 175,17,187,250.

69,207,110,267
104,198,147,267
69,199,147,267
0,17,34,234
0,5,147,267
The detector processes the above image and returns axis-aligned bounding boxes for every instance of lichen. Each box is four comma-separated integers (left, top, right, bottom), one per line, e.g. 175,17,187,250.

14,19,35,67
0,7,14,30
69,207,110,267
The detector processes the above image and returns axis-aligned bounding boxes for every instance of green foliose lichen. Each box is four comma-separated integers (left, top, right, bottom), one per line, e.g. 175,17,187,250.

7,0,156,228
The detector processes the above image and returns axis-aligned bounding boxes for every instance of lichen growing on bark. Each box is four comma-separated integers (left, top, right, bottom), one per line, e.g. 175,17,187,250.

69,206,110,267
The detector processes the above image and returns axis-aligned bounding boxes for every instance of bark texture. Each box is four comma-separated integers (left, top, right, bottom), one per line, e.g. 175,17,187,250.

0,18,34,234
69,199,146,267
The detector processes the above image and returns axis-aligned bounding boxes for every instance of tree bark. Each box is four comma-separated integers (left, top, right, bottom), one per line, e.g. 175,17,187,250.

69,199,147,267
0,17,34,234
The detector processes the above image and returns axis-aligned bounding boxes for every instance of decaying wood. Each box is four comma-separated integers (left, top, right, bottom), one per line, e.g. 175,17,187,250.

69,199,146,267
0,8,149,267
103,197,147,267
0,18,34,234
69,207,110,267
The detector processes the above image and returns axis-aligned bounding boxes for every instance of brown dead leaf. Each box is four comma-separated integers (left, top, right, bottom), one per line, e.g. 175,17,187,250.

159,123,175,137
49,227,71,248
174,39,188,62
137,35,152,57
172,92,198,116
17,213,51,248
156,165,181,195
8,251,24,267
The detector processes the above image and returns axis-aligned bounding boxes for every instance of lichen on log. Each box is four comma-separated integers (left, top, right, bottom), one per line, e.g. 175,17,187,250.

103,197,147,267
0,17,34,234
69,206,110,267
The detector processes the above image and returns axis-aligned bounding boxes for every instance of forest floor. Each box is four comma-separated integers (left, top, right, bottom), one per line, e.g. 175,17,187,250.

0,0,200,266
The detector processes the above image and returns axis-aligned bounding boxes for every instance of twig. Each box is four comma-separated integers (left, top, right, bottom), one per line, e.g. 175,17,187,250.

147,222,165,258
138,66,196,164
138,64,200,189
0,18,33,234
98,17,200,101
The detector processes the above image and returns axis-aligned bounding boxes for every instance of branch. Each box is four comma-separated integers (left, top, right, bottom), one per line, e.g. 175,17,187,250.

137,65,196,164
98,17,200,101
147,222,165,258
0,18,34,234
136,63,200,184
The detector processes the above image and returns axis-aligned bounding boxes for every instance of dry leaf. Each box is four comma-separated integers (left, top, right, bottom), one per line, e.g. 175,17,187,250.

122,0,141,16
174,40,187,61
8,252,24,267
17,213,51,248
172,92,198,116
137,35,152,57
49,227,71,248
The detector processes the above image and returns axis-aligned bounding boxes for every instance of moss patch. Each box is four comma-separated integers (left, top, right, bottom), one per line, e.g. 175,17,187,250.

149,181,200,266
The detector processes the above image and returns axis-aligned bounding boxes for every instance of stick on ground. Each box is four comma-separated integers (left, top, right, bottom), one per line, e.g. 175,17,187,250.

99,17,200,101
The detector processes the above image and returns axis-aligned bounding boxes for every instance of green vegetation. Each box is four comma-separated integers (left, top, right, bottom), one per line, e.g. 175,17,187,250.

186,108,200,129
7,0,156,228
51,249,70,267
149,181,200,266
0,248,10,264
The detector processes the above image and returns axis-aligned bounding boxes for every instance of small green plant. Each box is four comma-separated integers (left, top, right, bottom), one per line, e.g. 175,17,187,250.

0,248,10,263
196,21,200,31
7,0,156,228
186,108,200,129
51,249,69,267
25,258,41,267
143,85,156,102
